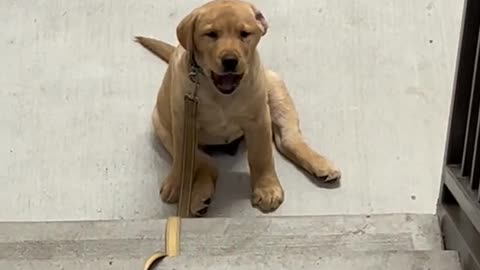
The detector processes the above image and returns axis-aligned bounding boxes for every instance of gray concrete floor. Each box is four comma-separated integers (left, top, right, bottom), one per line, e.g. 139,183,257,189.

0,0,464,221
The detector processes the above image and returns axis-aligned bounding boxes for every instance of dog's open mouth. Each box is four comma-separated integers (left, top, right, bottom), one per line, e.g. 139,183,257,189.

211,72,243,94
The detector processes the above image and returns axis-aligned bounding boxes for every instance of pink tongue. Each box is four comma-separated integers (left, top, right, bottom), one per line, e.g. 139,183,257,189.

218,74,235,89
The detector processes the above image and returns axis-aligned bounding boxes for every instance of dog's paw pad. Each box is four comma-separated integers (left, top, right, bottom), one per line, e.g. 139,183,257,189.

191,199,211,217
190,178,216,217
191,198,211,217
194,206,209,217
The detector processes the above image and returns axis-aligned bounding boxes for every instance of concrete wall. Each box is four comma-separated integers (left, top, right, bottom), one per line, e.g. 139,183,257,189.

0,0,464,221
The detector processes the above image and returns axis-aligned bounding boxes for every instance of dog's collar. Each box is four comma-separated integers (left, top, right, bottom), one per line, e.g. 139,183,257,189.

187,52,203,97
188,53,203,84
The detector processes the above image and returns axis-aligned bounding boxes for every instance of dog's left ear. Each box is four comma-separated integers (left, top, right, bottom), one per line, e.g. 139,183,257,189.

176,9,198,51
250,4,268,36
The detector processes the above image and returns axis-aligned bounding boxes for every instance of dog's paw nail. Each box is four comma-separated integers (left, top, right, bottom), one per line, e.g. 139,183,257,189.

327,175,341,182
314,169,341,182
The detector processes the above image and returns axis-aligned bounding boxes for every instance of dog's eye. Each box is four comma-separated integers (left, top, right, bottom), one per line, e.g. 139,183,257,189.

240,31,251,38
205,31,218,39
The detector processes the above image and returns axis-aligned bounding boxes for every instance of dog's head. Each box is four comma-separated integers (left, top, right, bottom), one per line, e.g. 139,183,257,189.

177,0,268,95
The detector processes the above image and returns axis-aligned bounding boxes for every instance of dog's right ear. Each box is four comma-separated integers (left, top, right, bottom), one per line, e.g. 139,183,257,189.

176,10,198,51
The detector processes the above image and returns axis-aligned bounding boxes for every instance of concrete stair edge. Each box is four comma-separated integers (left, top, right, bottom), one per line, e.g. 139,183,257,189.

0,250,461,270
0,213,442,251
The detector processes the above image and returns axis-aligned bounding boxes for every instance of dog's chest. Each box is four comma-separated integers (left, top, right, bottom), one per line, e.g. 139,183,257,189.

196,100,243,145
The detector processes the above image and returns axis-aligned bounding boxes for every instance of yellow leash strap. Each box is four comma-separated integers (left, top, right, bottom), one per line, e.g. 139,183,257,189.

177,92,199,217
143,216,181,270
143,64,200,270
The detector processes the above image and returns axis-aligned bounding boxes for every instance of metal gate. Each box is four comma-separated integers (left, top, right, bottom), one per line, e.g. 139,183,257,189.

438,0,480,269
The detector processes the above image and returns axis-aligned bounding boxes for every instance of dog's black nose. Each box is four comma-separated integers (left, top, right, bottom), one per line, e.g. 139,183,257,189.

222,55,238,72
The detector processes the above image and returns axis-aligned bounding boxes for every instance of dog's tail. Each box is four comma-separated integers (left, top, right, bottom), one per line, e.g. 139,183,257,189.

135,36,176,64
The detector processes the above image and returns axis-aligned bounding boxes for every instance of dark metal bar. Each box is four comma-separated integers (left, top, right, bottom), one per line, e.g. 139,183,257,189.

446,0,480,165
444,167,480,233
470,121,480,196
462,28,480,178
470,103,480,193
439,203,480,270
439,0,480,267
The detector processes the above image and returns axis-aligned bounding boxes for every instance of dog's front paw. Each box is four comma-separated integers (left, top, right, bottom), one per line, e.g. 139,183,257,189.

160,177,180,203
310,158,341,182
190,177,215,217
252,180,284,213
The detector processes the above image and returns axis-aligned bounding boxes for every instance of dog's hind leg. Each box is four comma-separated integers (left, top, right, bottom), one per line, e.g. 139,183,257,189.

266,71,341,182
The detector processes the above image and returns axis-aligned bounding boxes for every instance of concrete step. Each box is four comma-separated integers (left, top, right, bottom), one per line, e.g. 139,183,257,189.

0,251,460,270
0,214,459,269
0,214,442,258
0,248,461,270
158,250,461,270
1,214,450,270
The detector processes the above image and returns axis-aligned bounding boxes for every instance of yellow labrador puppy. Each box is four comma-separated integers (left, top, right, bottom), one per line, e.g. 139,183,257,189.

136,0,340,216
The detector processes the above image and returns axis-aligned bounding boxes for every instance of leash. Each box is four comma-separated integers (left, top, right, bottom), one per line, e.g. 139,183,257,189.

143,58,201,270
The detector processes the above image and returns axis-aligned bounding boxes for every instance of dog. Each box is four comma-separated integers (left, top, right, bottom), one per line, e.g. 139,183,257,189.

136,0,341,216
